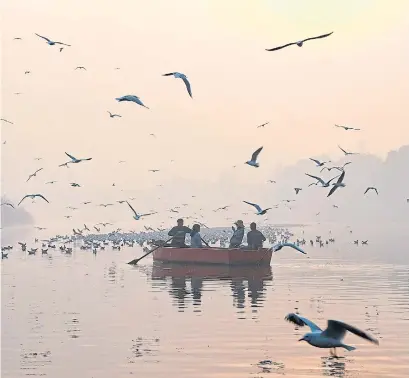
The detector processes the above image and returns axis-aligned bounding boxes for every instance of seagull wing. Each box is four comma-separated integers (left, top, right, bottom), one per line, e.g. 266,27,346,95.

336,170,345,184
302,32,333,43
322,320,379,344
126,201,138,217
251,146,263,162
265,42,297,52
338,145,348,155
285,313,322,332
327,186,338,197
309,158,321,165
140,212,155,217
278,242,306,254
54,41,71,46
36,195,49,203
35,168,44,174
243,201,262,213
375,188,378,195
18,195,29,206
181,76,193,98
326,175,341,185
162,72,175,76
305,173,325,185
65,152,77,161
35,33,51,43
364,187,370,195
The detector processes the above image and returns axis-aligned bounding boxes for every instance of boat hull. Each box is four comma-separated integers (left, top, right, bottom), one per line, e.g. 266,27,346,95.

152,247,272,266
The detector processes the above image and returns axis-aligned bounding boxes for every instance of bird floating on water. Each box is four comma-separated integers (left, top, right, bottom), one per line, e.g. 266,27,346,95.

243,201,271,215
18,194,49,206
266,32,333,52
162,72,192,98
285,313,378,356
126,201,156,221
115,95,149,109
35,33,71,47
246,147,263,167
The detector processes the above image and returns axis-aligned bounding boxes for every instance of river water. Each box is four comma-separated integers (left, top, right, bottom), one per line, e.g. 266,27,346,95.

1,230,408,377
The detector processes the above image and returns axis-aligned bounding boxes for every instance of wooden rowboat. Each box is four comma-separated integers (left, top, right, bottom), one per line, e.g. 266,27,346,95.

152,246,272,266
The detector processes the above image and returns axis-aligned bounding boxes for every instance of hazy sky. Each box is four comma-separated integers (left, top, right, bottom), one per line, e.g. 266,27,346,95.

1,0,409,230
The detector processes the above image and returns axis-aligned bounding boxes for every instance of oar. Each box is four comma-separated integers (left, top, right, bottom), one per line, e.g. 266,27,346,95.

200,237,211,248
128,236,173,265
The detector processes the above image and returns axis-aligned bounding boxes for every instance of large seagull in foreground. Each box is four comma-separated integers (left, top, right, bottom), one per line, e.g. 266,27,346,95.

266,32,333,52
18,194,49,206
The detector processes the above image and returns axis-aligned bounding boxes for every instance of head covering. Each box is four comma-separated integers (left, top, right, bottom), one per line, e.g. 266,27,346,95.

235,220,244,227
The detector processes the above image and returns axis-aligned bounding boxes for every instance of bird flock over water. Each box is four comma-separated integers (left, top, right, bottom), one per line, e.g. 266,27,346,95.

1,26,395,359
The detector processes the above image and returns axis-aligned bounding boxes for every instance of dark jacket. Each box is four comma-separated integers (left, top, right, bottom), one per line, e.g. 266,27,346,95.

168,226,192,247
247,230,266,250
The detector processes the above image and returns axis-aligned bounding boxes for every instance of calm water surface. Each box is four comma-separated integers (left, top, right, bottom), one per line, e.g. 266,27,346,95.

2,233,409,378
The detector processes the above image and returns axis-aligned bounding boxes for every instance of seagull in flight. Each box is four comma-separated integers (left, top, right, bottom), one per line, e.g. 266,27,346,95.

82,201,92,205
1,202,15,209
246,146,263,167
214,205,230,212
107,111,121,118
305,173,340,188
115,95,149,109
243,201,271,215
266,32,333,52
126,201,156,220
285,313,378,356
99,203,113,207
1,118,13,124
18,194,49,206
35,33,71,47
162,72,192,98
271,243,306,254
26,168,43,182
364,187,378,195
257,122,269,128
338,145,359,156
309,158,328,167
70,183,81,187
294,188,302,195
335,124,360,131
327,170,346,197
75,66,86,70
65,152,92,164
267,180,276,184
149,169,160,173
46,181,57,184
58,162,70,168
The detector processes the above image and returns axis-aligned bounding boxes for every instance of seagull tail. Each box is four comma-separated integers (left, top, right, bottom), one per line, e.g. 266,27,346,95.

343,344,356,352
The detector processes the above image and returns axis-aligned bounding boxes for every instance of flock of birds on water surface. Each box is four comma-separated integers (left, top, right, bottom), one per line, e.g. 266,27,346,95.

2,28,398,358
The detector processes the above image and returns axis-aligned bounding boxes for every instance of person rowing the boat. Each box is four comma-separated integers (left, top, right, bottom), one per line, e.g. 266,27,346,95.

229,220,245,248
190,224,203,248
168,218,192,248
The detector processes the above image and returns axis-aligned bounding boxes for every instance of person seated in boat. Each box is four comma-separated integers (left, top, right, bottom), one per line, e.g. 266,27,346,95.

168,218,192,247
190,224,203,248
247,222,266,250
229,220,245,248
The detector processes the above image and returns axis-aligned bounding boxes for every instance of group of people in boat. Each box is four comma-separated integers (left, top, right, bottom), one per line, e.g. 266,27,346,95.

167,218,266,250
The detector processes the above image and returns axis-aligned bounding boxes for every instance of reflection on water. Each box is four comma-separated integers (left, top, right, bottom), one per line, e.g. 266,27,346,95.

1,240,409,378
151,263,273,313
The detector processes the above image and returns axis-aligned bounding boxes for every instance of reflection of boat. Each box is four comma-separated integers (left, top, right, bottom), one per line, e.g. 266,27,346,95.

152,247,272,265
151,262,272,310
152,262,272,280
